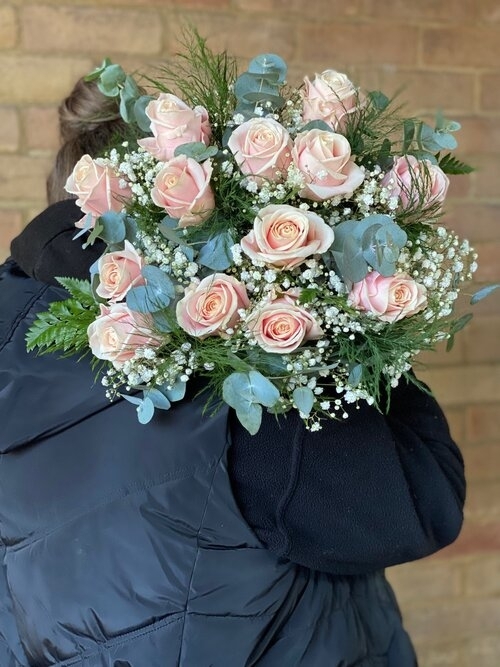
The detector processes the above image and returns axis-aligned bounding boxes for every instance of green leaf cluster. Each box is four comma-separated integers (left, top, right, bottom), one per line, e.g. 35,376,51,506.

85,58,153,132
147,27,238,144
25,278,98,356
330,215,408,283
232,53,287,121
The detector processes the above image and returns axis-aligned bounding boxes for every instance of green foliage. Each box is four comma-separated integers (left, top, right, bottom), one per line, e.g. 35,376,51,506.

438,153,474,175
331,215,408,283
222,370,280,434
85,58,151,132
232,53,287,119
342,90,404,166
26,285,98,356
147,27,238,143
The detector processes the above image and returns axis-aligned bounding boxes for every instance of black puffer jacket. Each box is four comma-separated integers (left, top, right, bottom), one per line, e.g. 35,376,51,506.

0,201,465,666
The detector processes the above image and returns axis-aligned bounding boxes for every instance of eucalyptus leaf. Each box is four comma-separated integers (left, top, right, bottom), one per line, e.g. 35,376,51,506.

98,211,127,244
163,378,187,402
402,119,415,153
143,388,171,410
222,370,280,412
121,394,143,406
248,53,287,83
368,90,389,111
174,142,218,162
134,95,154,132
142,265,176,300
198,231,234,270
241,92,284,107
348,364,363,387
83,220,104,247
433,132,458,150
292,387,315,416
84,58,112,82
98,64,126,97
151,310,173,332
449,312,473,335
235,402,263,436
137,396,155,424
298,120,335,134
470,284,500,304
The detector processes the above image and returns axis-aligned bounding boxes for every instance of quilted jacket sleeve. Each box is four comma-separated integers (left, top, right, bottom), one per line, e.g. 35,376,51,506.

228,376,465,575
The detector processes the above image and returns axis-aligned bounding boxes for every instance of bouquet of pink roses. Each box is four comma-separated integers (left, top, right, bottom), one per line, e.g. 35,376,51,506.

27,31,487,434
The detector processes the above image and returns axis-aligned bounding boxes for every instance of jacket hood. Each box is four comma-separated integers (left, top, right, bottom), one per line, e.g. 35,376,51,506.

10,198,104,286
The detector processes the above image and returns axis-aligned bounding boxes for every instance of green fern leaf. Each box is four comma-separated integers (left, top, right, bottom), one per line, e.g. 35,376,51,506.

26,297,98,356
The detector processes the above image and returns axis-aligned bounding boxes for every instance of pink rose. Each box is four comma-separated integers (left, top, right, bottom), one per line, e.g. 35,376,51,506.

137,93,212,162
227,117,293,182
65,155,131,228
240,204,334,269
151,155,215,227
88,303,158,368
96,240,145,303
348,271,428,323
381,155,450,210
176,273,250,338
301,70,359,131
246,291,322,353
292,129,365,201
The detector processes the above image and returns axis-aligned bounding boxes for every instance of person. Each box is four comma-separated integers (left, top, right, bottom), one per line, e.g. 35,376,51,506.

0,76,465,667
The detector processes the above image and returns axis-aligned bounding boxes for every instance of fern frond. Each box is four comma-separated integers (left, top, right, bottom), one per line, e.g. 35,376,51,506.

56,277,95,305
439,153,474,175
26,297,98,356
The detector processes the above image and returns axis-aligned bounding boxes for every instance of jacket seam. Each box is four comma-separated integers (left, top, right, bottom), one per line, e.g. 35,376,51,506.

0,283,50,353
4,459,218,553
274,423,306,560
176,436,229,667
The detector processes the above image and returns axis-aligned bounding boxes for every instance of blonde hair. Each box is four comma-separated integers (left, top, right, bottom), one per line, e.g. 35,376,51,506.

46,78,130,205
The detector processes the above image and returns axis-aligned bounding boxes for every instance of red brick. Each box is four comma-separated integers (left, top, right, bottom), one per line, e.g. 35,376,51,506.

376,69,475,116
464,635,500,667
462,316,500,364
449,117,500,156
0,6,17,50
414,643,465,667
0,209,23,253
21,6,162,56
473,242,500,282
404,596,500,644
0,55,92,105
164,13,297,62
467,154,500,200
21,107,59,152
464,481,500,523
387,559,461,604
0,108,20,153
480,73,500,112
464,554,500,597
422,27,500,68
233,0,361,15
463,444,500,482
360,0,477,22
446,172,473,201
418,364,500,408
437,521,500,557
297,23,419,68
447,203,500,243
0,155,52,201
466,404,500,444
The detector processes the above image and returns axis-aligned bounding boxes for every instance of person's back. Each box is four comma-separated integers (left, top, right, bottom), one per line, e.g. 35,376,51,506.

0,236,419,666
0,62,466,667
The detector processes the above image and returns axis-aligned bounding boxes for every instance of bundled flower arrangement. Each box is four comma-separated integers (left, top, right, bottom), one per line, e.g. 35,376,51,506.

27,32,491,434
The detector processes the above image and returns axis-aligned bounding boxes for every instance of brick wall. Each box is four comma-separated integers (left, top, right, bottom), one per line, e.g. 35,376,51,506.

1,1,499,664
